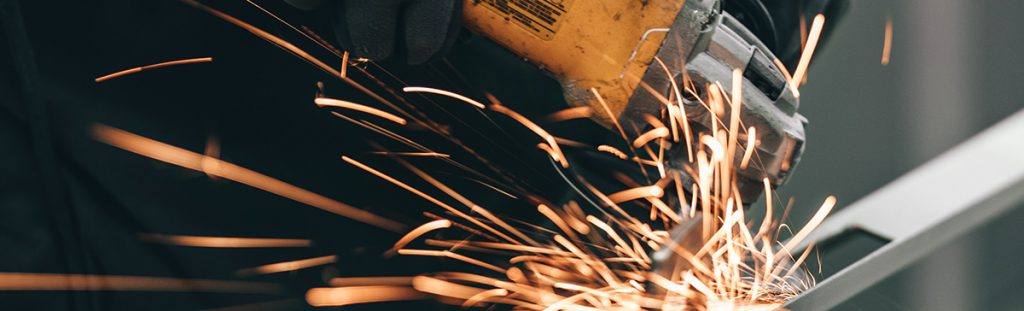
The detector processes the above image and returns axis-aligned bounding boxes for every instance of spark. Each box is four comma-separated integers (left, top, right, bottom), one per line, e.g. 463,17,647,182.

402,86,487,109
597,145,628,160
387,219,452,255
315,98,407,125
368,151,450,158
538,204,584,243
138,234,312,248
462,288,509,307
545,106,594,123
757,178,774,237
329,277,414,287
91,124,405,232
791,14,826,88
740,127,757,169
782,196,837,252
633,127,671,148
724,69,745,192
411,276,488,300
591,88,630,146
882,15,893,65
652,57,683,143
306,286,427,306
237,255,338,276
341,51,350,77
700,135,726,160
94,57,212,82
606,185,664,203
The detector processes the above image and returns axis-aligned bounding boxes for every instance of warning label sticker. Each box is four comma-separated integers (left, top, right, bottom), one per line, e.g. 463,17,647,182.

478,0,573,40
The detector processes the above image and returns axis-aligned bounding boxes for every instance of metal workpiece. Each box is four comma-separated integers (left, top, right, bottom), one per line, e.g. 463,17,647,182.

620,0,805,203
785,109,1024,310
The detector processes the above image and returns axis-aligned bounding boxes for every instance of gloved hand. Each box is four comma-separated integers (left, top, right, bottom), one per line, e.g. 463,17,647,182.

285,0,462,65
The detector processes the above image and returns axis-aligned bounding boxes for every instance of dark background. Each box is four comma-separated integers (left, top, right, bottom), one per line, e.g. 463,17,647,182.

0,0,590,309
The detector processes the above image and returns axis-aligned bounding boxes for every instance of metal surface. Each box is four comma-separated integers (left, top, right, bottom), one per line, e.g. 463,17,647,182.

785,109,1024,310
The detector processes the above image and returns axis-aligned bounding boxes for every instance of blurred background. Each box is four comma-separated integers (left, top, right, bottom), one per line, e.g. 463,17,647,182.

781,0,1024,309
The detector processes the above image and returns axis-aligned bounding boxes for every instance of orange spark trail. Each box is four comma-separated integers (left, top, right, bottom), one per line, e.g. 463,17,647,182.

597,145,628,160
632,127,670,148
367,151,450,158
726,69,745,189
138,234,311,248
791,14,826,88
388,219,452,255
306,286,426,307
462,288,509,307
591,88,630,145
341,51,350,77
95,57,212,82
882,16,893,65
782,196,836,251
91,124,405,233
329,277,414,287
606,186,664,204
316,98,407,125
402,86,487,109
237,255,338,276
757,178,774,237
544,107,594,123
740,127,757,169
0,273,280,293
411,276,488,300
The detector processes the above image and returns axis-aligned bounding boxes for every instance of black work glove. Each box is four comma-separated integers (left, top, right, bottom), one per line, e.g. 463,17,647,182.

285,0,462,65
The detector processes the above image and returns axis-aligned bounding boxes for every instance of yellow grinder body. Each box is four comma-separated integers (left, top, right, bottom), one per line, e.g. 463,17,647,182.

462,0,686,124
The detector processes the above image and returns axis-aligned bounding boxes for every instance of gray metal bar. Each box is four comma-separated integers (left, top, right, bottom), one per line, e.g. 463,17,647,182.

785,109,1024,310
